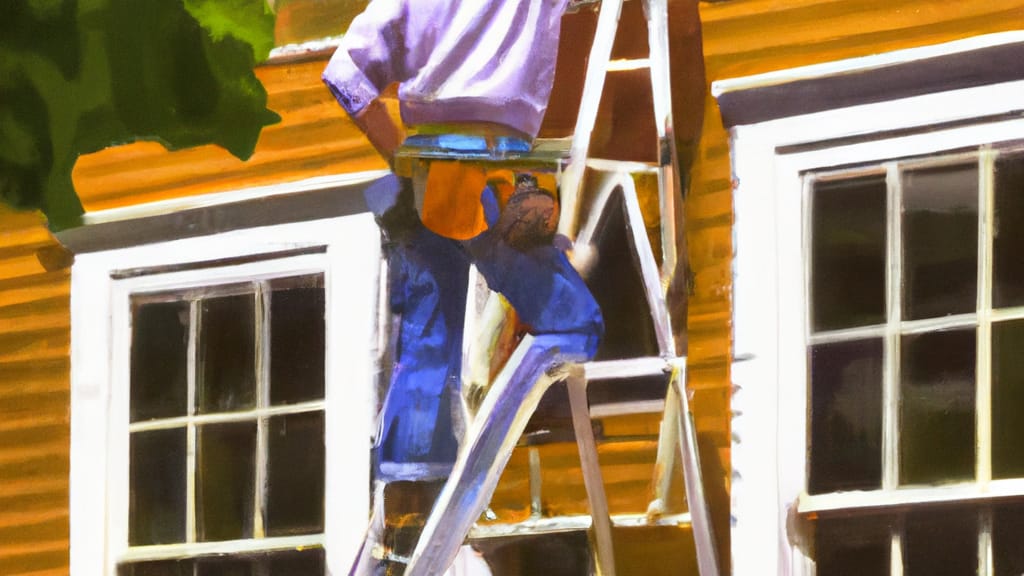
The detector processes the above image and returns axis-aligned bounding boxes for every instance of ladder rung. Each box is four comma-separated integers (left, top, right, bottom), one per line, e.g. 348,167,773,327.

589,399,665,418
607,58,651,72
469,512,692,539
583,356,684,381
585,158,661,174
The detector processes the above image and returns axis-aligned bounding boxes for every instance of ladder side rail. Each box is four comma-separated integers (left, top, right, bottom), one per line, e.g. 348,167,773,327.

557,0,626,241
672,370,721,576
642,0,681,282
647,368,682,518
567,369,617,576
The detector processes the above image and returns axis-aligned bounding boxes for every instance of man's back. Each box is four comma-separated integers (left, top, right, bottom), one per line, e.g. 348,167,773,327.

323,0,570,138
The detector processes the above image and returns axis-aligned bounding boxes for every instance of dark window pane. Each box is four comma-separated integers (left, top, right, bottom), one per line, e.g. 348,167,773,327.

811,175,887,332
994,154,1024,308
131,300,189,421
900,329,976,485
270,277,325,405
119,559,193,576
904,507,977,576
902,165,978,320
197,422,256,542
266,412,325,536
130,428,187,545
993,320,1024,478
266,548,325,575
195,557,252,576
994,503,1024,576
198,293,256,414
815,515,892,576
809,339,884,494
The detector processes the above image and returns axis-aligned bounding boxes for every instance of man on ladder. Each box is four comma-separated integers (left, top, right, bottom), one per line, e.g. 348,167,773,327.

323,1,604,573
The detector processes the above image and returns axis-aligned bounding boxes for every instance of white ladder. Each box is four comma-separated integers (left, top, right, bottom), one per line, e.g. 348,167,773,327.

399,0,721,575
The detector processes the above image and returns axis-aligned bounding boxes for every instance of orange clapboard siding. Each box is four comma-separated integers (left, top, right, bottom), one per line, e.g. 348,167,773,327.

1,3,1023,575
0,207,70,576
72,57,392,212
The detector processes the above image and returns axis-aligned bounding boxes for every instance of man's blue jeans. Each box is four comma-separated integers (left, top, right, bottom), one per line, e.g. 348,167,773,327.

366,170,603,482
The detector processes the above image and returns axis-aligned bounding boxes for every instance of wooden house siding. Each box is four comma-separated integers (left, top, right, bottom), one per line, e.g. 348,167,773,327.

72,57,391,213
0,208,70,576
2,2,1023,573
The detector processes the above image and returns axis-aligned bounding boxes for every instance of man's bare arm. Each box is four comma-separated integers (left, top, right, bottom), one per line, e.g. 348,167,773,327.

353,98,405,165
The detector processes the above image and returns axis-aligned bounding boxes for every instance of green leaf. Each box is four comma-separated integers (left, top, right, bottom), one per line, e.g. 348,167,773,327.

184,0,276,62
0,0,279,231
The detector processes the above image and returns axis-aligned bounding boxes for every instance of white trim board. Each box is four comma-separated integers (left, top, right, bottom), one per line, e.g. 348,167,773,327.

83,170,389,225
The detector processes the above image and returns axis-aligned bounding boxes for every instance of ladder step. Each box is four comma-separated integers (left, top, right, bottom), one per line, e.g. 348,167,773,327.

583,356,684,381
589,399,665,418
469,512,692,539
607,58,652,72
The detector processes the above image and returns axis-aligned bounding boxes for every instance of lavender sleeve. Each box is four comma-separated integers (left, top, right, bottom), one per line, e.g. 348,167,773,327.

322,0,409,116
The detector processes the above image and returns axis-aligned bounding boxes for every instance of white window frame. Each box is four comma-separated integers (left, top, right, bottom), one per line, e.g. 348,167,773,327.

69,213,381,575
718,34,1024,576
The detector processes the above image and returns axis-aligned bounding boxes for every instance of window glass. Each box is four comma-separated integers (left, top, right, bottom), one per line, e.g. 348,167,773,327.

808,338,884,494
814,515,892,576
129,428,187,545
197,422,257,542
810,175,887,332
993,154,1024,309
902,164,978,321
903,507,978,576
199,293,257,414
130,300,189,422
270,276,325,406
993,503,1024,576
900,328,976,485
266,411,326,536
118,559,191,576
992,319,1024,478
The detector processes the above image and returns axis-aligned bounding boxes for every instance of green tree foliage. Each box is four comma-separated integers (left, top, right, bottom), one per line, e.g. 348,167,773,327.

0,0,280,230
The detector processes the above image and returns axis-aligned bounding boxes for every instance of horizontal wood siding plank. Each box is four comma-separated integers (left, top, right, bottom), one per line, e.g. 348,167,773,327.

0,211,70,576
72,59,392,212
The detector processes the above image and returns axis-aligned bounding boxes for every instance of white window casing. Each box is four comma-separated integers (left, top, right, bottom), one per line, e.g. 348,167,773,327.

717,32,1024,576
69,213,381,575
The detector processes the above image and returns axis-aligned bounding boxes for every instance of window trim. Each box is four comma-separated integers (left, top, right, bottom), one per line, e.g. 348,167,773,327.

718,33,1024,576
798,148,1024,516
70,214,381,575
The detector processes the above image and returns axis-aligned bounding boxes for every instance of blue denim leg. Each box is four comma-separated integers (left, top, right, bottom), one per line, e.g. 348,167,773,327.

365,175,469,481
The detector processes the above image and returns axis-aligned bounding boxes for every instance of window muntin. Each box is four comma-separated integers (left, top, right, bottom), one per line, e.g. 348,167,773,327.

805,149,1024,574
123,274,326,572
